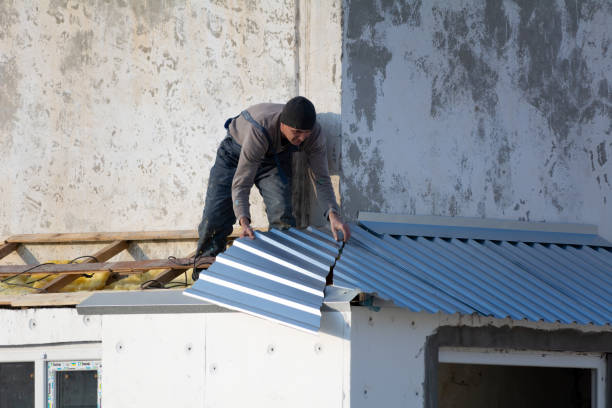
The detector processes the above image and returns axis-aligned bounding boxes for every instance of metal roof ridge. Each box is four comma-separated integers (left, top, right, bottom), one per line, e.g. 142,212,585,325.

358,212,598,235
357,212,611,247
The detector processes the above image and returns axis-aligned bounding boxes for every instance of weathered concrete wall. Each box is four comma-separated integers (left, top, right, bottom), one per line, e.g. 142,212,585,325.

341,0,612,239
295,0,343,228
1,0,340,238
349,306,612,408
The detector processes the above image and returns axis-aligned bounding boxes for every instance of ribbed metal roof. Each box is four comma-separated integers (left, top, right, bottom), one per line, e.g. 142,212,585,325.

358,212,612,246
184,227,340,333
334,224,612,325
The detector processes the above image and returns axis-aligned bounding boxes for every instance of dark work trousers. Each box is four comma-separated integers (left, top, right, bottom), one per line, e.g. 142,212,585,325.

196,136,296,258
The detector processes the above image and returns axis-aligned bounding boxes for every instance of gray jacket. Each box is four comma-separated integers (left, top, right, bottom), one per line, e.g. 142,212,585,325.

227,103,340,222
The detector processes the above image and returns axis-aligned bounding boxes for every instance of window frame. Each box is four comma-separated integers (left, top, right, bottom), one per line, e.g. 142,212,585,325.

0,342,101,408
439,347,606,408
47,360,102,408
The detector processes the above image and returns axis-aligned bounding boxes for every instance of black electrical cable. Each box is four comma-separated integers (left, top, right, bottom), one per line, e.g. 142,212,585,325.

1,263,54,292
170,255,196,286
191,251,213,282
69,255,99,264
25,274,54,284
70,255,99,278
167,256,195,267
140,279,164,289
1,254,102,291
164,282,190,289
140,255,201,290
2,281,47,293
1,263,56,283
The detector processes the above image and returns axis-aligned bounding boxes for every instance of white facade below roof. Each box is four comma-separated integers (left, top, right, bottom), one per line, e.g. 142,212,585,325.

1,307,351,408
2,302,611,407
100,311,350,408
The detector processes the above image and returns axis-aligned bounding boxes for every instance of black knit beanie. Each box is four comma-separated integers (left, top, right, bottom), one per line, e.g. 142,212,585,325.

280,96,316,130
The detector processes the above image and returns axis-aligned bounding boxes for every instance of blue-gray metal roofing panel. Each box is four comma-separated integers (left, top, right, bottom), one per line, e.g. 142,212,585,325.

359,220,612,247
184,219,611,329
335,224,612,325
184,227,340,333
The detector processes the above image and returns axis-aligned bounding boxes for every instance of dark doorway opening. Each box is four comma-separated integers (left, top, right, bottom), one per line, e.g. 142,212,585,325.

438,363,592,408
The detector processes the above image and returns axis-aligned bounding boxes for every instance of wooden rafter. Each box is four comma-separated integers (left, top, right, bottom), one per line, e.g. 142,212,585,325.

0,228,248,296
40,240,131,293
141,250,198,289
0,242,19,261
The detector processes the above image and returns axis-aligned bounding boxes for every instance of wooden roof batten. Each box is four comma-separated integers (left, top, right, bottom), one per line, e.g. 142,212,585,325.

0,229,216,296
6,229,200,244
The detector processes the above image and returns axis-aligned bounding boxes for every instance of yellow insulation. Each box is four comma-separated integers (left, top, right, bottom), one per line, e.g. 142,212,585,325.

0,261,193,294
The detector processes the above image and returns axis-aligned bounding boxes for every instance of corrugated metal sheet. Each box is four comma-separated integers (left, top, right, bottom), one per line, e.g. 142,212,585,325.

358,212,612,246
334,224,612,325
184,227,340,333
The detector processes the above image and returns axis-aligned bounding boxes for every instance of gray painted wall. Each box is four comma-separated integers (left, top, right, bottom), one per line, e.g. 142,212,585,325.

342,0,612,240
0,0,342,240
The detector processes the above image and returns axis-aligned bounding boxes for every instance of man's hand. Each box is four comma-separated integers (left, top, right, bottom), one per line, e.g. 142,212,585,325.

239,216,255,239
329,212,351,242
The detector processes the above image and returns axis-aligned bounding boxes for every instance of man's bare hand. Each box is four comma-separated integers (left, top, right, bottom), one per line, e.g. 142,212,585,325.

329,212,351,242
239,216,255,239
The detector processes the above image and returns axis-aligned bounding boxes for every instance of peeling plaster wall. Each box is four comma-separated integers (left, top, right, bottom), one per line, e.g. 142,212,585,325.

342,0,612,240
349,307,612,408
0,0,303,238
295,0,343,228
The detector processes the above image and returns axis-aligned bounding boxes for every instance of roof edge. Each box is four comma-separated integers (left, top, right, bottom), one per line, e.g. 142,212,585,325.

358,212,597,234
358,212,611,247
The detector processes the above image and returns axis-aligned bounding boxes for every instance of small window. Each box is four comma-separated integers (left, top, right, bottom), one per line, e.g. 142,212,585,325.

47,361,101,408
0,361,35,408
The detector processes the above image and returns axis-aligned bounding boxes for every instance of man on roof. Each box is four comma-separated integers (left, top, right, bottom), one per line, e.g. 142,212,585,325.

195,96,351,261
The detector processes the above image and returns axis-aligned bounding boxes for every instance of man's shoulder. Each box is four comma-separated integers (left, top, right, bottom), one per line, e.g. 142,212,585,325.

245,103,284,119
